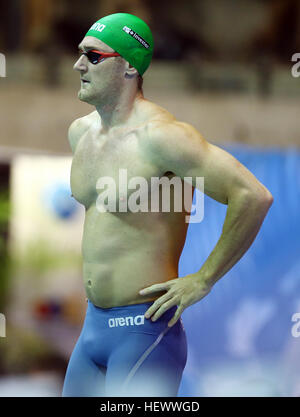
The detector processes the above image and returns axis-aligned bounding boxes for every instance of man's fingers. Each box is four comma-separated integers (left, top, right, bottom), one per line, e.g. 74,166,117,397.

144,292,174,318
151,299,177,322
139,282,169,295
168,306,184,327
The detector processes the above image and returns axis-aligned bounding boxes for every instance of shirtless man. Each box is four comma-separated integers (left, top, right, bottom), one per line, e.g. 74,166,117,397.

62,13,273,397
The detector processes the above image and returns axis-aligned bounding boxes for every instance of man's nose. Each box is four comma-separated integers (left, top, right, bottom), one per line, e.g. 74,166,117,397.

73,55,88,72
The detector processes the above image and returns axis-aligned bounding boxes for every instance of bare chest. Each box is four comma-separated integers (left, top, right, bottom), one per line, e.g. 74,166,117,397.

70,128,163,209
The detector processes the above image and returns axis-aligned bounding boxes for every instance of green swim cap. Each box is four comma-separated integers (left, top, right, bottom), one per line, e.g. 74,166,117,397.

84,13,154,76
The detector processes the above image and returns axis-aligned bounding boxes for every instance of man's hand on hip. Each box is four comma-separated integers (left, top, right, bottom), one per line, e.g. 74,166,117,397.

139,274,212,327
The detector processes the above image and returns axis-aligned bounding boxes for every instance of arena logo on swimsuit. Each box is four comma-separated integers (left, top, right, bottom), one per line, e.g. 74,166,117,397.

108,315,145,327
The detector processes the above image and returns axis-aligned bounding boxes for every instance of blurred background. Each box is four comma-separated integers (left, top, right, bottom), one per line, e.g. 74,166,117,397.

0,0,299,397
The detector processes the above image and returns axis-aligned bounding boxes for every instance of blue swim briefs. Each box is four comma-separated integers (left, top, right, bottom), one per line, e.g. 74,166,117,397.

62,300,187,397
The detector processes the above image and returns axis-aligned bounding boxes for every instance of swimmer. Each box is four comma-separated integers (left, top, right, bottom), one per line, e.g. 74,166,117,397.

62,12,273,397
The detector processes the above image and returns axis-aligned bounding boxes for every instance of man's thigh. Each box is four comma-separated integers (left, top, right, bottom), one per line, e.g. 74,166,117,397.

105,325,187,397
62,336,106,397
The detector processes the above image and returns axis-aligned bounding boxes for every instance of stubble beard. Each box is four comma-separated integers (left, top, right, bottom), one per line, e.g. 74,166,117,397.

78,85,97,105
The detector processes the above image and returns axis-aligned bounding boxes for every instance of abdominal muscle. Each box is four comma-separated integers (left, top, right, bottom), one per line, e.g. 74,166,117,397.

81,205,187,308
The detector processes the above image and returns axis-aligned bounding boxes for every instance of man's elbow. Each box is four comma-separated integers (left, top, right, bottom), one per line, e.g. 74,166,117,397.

259,189,274,208
266,191,274,207
253,188,274,214
229,186,273,211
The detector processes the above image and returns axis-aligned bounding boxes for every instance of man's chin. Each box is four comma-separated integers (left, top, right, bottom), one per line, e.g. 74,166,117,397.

78,90,103,107
78,89,94,104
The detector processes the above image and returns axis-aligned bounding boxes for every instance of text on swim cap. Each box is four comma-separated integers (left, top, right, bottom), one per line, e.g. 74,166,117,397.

90,23,106,33
122,26,150,49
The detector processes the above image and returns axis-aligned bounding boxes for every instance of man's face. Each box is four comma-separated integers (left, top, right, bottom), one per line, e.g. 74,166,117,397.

74,36,126,106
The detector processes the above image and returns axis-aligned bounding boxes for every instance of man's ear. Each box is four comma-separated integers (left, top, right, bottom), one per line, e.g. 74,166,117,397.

125,62,138,78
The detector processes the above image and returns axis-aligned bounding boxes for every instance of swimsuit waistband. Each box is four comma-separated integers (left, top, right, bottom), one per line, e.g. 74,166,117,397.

86,299,178,331
88,300,154,312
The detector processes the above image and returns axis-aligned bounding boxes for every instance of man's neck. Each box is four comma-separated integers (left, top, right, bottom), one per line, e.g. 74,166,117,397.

95,88,144,134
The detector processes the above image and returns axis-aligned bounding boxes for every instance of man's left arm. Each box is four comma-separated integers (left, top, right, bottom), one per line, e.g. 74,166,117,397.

140,121,274,326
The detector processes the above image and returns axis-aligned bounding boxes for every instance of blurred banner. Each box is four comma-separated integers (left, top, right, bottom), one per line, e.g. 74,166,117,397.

179,146,300,396
8,155,86,328
10,155,84,256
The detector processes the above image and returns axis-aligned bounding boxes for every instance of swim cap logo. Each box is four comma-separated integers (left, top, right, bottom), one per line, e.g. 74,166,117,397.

123,26,131,35
122,26,150,49
90,23,106,33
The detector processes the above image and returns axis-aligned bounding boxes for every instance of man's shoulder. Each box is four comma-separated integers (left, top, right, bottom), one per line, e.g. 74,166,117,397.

143,111,208,172
141,100,202,139
146,116,206,152
68,111,99,153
